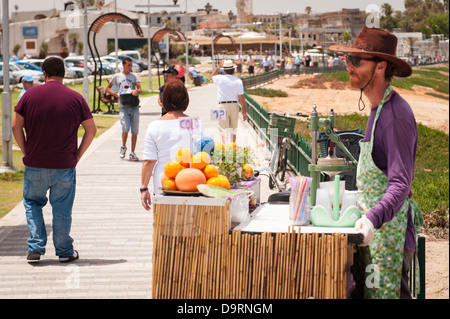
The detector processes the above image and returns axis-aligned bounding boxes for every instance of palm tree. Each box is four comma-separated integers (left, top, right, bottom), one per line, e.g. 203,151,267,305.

382,3,395,31
339,32,353,44
305,6,312,16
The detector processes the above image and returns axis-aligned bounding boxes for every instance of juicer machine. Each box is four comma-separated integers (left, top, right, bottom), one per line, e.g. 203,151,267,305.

307,105,361,227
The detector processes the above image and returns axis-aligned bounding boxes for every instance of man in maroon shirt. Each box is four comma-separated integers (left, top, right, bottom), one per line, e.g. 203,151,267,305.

12,57,97,263
330,27,422,298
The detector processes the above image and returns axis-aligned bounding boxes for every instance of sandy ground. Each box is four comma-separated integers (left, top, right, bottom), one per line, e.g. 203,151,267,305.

248,75,449,299
250,75,449,134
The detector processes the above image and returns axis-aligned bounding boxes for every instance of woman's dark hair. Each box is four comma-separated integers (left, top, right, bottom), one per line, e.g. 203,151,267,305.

224,68,235,75
162,79,189,112
42,56,65,78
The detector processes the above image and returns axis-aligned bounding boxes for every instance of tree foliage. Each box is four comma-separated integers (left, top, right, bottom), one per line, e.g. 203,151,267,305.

379,0,448,38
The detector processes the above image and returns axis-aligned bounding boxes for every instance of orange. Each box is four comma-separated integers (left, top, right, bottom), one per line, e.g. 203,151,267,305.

163,178,177,191
190,152,211,170
160,172,169,185
175,148,192,167
206,176,223,188
203,164,219,179
242,164,253,179
217,175,230,190
164,161,183,178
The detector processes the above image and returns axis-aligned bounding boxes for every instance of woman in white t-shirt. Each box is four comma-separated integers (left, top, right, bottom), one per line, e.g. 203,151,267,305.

140,79,203,210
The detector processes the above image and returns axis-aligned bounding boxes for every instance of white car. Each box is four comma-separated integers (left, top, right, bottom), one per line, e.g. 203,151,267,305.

101,56,141,73
64,56,95,73
21,58,45,69
0,62,44,83
64,61,91,78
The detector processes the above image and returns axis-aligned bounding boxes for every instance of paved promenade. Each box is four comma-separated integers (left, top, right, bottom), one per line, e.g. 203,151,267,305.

0,83,273,298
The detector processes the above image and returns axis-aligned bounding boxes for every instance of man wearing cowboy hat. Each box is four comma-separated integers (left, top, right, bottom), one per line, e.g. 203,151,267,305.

329,27,422,299
210,59,247,143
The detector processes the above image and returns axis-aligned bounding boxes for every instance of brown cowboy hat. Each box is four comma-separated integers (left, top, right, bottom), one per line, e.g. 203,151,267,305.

329,27,412,77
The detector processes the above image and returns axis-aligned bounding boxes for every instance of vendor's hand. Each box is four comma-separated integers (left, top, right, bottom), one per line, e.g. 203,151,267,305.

132,89,139,96
354,215,374,247
141,191,152,211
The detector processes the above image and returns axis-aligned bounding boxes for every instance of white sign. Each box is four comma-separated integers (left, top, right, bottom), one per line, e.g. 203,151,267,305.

210,109,227,121
178,117,200,132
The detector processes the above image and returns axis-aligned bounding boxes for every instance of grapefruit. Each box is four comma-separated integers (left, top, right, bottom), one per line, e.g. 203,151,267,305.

175,168,207,192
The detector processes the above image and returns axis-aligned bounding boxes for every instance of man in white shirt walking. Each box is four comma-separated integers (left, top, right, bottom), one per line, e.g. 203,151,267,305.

210,60,247,143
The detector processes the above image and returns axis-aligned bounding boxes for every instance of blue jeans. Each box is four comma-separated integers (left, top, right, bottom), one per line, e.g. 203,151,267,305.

23,166,76,256
193,73,206,83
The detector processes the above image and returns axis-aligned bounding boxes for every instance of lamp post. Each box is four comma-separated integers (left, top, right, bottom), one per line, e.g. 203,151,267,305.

135,0,180,92
204,3,215,70
1,0,16,173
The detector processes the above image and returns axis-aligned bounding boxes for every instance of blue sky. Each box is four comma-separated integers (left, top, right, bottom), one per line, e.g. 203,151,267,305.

5,0,407,15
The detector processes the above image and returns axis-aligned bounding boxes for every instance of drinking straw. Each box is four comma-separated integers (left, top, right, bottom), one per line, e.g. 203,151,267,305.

293,176,312,225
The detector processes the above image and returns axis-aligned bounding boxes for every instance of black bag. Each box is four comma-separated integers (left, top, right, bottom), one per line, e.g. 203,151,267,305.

120,94,140,106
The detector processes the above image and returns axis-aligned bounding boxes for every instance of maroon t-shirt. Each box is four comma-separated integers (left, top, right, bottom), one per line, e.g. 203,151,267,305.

14,81,93,169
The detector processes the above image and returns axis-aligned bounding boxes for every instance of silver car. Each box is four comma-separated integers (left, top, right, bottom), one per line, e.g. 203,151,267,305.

0,62,44,83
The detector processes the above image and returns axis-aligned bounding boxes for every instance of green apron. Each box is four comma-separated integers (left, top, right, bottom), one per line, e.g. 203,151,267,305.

356,85,422,299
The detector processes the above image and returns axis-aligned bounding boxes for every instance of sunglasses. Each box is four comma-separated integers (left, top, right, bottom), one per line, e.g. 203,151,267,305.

346,55,378,67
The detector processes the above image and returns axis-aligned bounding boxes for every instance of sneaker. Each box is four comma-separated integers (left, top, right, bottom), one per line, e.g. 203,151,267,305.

27,251,41,262
59,250,79,263
120,146,127,158
129,152,139,162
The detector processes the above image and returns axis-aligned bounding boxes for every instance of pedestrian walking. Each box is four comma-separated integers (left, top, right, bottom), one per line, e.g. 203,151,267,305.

330,27,423,299
17,75,34,102
210,59,247,143
247,54,255,75
106,57,142,161
12,56,97,263
234,51,244,77
174,59,186,83
158,65,179,116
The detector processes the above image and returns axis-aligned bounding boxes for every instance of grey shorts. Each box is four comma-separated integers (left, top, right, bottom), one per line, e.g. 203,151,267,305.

119,106,140,135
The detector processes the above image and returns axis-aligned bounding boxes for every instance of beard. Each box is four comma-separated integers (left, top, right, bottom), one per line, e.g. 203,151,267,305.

348,72,363,88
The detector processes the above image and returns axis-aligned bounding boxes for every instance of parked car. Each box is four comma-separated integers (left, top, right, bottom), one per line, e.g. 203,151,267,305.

63,61,91,78
101,55,142,73
64,56,95,73
0,71,20,85
93,59,114,75
15,61,43,72
0,62,44,83
108,51,148,71
109,50,142,61
21,58,45,69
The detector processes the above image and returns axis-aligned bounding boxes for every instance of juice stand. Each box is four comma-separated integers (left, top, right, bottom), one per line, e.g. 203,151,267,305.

151,193,363,299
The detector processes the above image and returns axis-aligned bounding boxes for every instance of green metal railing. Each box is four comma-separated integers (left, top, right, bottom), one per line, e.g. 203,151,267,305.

244,92,312,177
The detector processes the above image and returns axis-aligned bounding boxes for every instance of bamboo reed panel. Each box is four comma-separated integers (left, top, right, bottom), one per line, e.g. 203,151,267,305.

152,201,349,299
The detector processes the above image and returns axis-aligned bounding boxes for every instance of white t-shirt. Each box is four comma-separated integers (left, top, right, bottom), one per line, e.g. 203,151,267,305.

212,74,244,103
109,72,141,108
143,118,204,194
